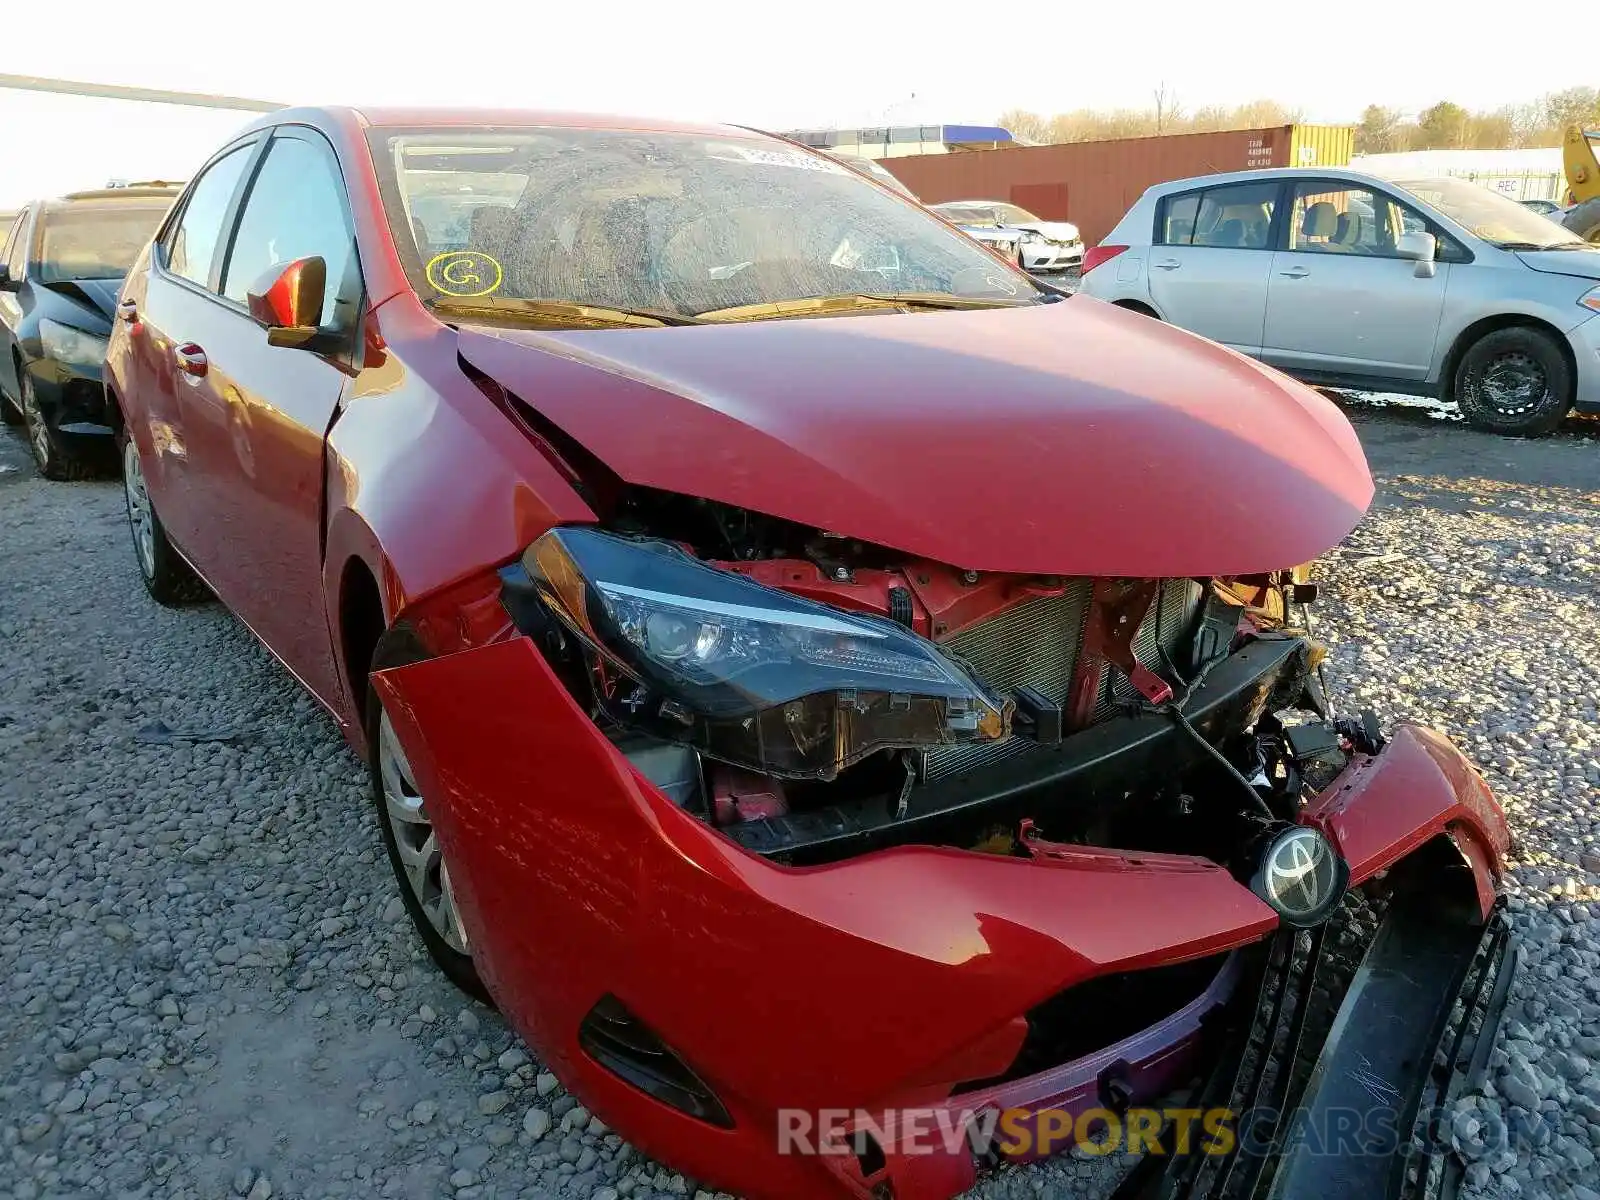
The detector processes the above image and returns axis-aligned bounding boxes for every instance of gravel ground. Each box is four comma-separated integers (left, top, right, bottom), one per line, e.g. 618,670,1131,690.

2,401,1598,1200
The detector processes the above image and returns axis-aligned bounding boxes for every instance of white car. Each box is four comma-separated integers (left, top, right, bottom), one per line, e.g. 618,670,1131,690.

931,201,1084,272
1079,167,1600,436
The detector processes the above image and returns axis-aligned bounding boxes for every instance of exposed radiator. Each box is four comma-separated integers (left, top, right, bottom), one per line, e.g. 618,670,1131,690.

921,579,1203,783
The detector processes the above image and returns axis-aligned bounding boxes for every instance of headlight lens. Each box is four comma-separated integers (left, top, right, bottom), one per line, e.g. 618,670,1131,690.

1580,286,1600,313
39,319,109,368
526,527,1010,779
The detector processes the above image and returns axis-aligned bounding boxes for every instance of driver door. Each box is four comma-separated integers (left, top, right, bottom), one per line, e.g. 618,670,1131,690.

1262,181,1451,382
176,127,361,707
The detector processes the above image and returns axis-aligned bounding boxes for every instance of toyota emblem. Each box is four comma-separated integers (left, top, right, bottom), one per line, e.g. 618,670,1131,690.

1253,827,1348,927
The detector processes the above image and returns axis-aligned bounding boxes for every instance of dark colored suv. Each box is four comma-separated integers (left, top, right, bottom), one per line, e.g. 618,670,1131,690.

0,186,180,478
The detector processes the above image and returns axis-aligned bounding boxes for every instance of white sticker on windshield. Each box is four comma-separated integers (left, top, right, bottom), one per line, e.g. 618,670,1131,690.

704,143,851,174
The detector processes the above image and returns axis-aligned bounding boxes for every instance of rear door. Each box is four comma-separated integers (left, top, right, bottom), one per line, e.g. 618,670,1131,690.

1145,180,1281,355
1261,180,1452,382
132,141,259,549
179,125,362,707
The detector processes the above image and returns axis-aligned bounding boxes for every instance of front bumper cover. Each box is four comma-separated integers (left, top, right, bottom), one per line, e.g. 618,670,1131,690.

24,355,113,440
373,638,1510,1200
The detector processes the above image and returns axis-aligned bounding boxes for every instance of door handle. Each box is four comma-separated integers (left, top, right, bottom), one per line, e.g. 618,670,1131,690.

116,299,139,324
1153,259,1182,271
1279,267,1311,279
173,343,208,379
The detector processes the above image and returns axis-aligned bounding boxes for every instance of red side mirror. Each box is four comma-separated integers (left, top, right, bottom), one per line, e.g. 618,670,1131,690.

246,256,326,331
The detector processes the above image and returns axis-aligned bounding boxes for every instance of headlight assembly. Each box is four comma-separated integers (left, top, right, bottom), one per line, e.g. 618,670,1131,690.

525,527,1010,779
39,319,109,368
1580,285,1600,314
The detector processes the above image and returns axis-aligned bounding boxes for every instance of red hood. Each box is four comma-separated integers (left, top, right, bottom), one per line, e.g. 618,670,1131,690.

455,298,1372,577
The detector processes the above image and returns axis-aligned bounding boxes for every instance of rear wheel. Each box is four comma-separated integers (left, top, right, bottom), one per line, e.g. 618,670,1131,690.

119,429,210,604
1562,197,1600,243
20,373,95,481
369,630,489,1003
1453,326,1573,437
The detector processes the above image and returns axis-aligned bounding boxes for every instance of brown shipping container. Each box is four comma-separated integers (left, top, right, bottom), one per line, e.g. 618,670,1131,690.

882,125,1352,245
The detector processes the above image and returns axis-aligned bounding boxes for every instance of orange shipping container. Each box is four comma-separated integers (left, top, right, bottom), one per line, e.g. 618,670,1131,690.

882,125,1352,245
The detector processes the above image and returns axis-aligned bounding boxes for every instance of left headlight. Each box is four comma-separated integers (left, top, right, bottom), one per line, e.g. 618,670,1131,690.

526,527,1011,779
39,319,109,368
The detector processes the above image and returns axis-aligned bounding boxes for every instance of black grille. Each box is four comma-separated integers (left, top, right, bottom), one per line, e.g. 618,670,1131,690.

923,579,1202,782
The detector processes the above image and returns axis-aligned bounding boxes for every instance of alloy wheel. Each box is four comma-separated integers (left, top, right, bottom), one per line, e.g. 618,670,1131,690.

20,377,51,468
1479,352,1548,418
377,709,469,954
122,439,157,581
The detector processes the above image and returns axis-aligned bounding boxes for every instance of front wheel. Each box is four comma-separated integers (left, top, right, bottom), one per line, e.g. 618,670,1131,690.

20,373,95,481
1453,327,1573,437
369,631,489,1003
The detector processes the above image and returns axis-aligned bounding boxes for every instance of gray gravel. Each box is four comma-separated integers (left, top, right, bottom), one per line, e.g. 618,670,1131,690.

2,404,1598,1200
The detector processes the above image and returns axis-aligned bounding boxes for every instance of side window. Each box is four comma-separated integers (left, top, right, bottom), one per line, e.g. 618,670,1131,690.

1160,194,1199,245
5,209,29,278
167,146,253,288
221,134,358,332
1159,182,1277,249
1289,184,1395,256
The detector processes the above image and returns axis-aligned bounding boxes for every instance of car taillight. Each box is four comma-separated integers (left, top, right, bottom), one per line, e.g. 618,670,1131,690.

1081,245,1129,275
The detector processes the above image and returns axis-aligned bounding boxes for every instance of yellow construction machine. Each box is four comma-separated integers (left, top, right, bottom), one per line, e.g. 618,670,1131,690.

1562,125,1600,242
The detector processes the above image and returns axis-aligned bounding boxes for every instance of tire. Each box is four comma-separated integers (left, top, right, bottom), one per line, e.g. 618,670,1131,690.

19,372,95,481
1453,326,1573,437
369,628,490,1003
117,427,210,605
1562,197,1600,244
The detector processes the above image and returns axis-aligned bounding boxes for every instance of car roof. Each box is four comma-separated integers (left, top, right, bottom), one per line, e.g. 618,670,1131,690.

241,104,751,141
1143,166,1401,196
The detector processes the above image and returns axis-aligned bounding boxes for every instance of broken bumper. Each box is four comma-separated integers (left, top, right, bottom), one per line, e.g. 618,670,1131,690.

373,638,1510,1200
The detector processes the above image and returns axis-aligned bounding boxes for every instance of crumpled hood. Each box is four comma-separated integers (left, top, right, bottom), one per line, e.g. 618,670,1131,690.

1515,247,1600,280
1016,220,1080,242
456,298,1372,578
42,276,122,325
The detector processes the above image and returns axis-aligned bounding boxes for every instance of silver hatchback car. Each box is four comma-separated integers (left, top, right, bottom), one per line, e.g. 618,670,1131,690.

1081,168,1600,435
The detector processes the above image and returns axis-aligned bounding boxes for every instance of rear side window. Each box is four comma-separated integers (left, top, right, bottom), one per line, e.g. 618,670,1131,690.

166,146,253,288
1159,181,1278,249
221,132,359,331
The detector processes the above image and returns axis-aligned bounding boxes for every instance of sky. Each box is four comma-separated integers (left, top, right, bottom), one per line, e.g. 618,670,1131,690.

2,0,1592,209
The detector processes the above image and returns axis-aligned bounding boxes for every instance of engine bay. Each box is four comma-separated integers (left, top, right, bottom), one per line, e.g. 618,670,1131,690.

501,487,1374,885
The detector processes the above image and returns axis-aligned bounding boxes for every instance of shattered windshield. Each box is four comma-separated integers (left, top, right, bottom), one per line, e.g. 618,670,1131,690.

1394,177,1585,249
37,204,169,284
370,128,1036,324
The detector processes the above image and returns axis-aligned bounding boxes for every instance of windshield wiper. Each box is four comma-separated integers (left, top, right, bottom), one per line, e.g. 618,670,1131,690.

429,296,703,328
1494,240,1585,252
695,291,1039,322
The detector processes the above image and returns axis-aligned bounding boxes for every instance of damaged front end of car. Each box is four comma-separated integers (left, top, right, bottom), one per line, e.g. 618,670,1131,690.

372,484,1516,1200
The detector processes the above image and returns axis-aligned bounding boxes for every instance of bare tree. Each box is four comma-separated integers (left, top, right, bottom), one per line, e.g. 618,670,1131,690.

1152,83,1181,136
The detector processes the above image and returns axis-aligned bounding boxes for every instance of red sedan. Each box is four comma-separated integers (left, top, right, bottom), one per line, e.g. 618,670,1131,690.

106,107,1516,1200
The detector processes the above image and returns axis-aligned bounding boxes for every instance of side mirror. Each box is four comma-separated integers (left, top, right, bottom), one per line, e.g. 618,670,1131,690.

1396,231,1438,278
247,256,326,347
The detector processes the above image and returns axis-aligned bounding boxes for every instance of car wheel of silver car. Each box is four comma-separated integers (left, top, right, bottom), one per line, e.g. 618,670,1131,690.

117,427,211,605
1454,327,1574,437
368,629,490,1003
